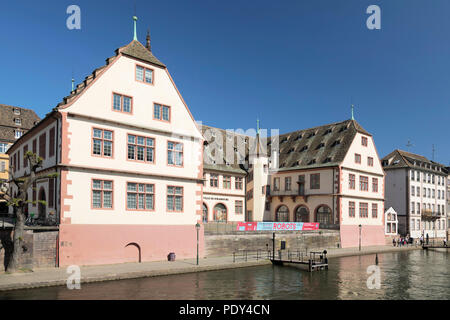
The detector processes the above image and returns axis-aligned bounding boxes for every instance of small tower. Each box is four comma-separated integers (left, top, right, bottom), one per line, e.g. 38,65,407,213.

133,15,138,41
146,29,151,51
351,104,355,120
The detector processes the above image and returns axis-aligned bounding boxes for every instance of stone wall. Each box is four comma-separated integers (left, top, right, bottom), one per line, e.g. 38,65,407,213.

0,228,58,272
204,228,340,257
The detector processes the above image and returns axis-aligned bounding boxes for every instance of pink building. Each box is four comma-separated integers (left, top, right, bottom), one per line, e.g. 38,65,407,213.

7,30,204,266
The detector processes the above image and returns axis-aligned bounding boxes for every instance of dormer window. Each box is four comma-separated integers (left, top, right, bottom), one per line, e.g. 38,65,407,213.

323,157,332,163
316,143,325,150
323,128,332,135
295,134,302,141
14,130,23,139
287,148,294,154
331,140,341,147
135,65,154,84
299,145,308,152
308,159,316,165
280,137,288,143
307,132,316,138
14,118,22,126
13,108,20,115
339,125,348,132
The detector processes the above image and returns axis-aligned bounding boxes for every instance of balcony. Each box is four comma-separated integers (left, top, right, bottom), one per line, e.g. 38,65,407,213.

269,188,308,202
421,209,439,221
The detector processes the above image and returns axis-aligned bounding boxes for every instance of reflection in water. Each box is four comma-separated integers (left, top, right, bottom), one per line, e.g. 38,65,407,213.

0,250,449,300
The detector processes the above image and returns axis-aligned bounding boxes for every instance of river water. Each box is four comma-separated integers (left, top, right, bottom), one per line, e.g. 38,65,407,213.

1,250,449,300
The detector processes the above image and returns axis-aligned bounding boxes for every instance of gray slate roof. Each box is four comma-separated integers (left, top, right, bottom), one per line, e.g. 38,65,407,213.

381,149,447,175
202,119,371,173
0,104,40,143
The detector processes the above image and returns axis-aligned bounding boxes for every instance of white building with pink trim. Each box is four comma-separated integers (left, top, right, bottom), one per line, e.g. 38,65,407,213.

8,33,204,266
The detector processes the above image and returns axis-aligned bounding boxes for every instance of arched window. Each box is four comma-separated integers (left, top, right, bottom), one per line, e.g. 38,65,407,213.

202,203,208,223
295,206,309,222
276,205,289,222
316,205,332,225
213,203,227,222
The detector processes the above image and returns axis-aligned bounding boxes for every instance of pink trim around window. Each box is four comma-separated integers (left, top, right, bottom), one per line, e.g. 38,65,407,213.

91,178,114,210
135,63,155,86
91,127,114,159
153,102,171,123
111,92,133,114
126,132,156,165
125,181,155,212
167,185,184,213
355,153,361,164
167,140,184,167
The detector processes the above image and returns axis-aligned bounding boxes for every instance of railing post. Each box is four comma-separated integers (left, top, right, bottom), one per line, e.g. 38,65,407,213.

233,251,235,263
245,250,248,262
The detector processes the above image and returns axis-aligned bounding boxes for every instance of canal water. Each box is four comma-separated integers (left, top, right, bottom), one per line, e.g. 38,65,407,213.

1,250,449,300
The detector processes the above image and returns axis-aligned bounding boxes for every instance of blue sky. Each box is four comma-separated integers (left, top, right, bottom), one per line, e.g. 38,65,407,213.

0,0,449,164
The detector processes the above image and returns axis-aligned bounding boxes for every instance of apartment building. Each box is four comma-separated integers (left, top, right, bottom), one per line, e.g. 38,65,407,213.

0,104,40,213
7,27,204,266
382,150,447,239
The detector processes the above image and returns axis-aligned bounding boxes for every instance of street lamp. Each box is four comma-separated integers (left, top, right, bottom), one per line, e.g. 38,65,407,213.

195,223,201,265
359,224,362,251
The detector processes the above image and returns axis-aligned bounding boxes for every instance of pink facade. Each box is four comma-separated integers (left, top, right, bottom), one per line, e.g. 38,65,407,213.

59,224,204,266
340,225,386,248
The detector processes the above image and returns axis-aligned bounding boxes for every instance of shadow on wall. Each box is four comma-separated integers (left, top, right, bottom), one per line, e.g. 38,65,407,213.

125,242,141,263
0,229,13,271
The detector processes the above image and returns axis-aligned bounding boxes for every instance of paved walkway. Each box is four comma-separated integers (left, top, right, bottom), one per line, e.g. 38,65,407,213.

0,245,420,292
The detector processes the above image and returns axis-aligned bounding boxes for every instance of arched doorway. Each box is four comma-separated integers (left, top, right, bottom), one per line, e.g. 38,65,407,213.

202,203,208,223
295,206,309,222
213,203,227,222
315,205,332,225
38,187,46,219
125,242,141,263
276,205,289,222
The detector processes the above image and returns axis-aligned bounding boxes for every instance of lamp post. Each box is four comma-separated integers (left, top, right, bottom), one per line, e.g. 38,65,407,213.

195,223,201,266
359,224,362,251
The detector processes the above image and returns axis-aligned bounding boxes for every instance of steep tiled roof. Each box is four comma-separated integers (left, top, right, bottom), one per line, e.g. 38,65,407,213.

381,149,447,174
269,119,369,171
56,40,165,109
202,119,371,173
0,104,40,143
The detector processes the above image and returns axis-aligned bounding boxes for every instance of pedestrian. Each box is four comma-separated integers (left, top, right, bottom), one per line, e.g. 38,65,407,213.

420,235,423,245
426,233,429,245
392,238,396,247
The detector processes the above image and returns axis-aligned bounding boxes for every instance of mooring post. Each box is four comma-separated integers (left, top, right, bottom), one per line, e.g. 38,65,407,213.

233,251,235,263
272,232,275,260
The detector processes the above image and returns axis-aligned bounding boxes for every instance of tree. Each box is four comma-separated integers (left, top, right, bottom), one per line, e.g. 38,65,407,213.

0,151,57,273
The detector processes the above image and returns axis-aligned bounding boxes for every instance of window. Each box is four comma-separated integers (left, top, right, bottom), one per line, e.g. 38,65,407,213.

276,205,289,222
285,177,292,191
0,143,9,154
355,153,361,164
17,150,20,171
235,177,243,190
13,108,20,115
235,200,243,214
411,186,415,196
349,174,355,190
360,176,369,191
127,183,154,210
349,201,355,217
48,178,55,208
372,178,378,193
417,187,420,196
39,132,46,159
92,180,113,209
32,139,37,154
167,141,183,166
273,177,280,191
127,134,154,162
15,130,23,139
359,203,368,218
167,186,183,212
0,161,5,172
310,173,320,189
154,104,170,122
368,157,374,167
223,176,231,189
136,65,153,84
32,182,36,207
316,205,332,224
92,128,113,157
49,127,55,157
14,118,21,126
411,202,415,214
112,93,132,113
210,174,219,187
361,136,368,146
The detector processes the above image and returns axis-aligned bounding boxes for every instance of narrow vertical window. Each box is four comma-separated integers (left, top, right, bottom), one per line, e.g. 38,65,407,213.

32,139,37,154
368,157,374,166
48,178,54,208
92,128,113,157
39,133,46,160
360,176,369,191
349,174,355,189
372,203,378,218
167,141,183,166
310,173,320,189
235,200,243,214
361,136,368,146
92,180,113,209
49,127,55,157
167,186,183,212
210,174,218,188
372,178,378,192
355,153,361,164
349,201,355,217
